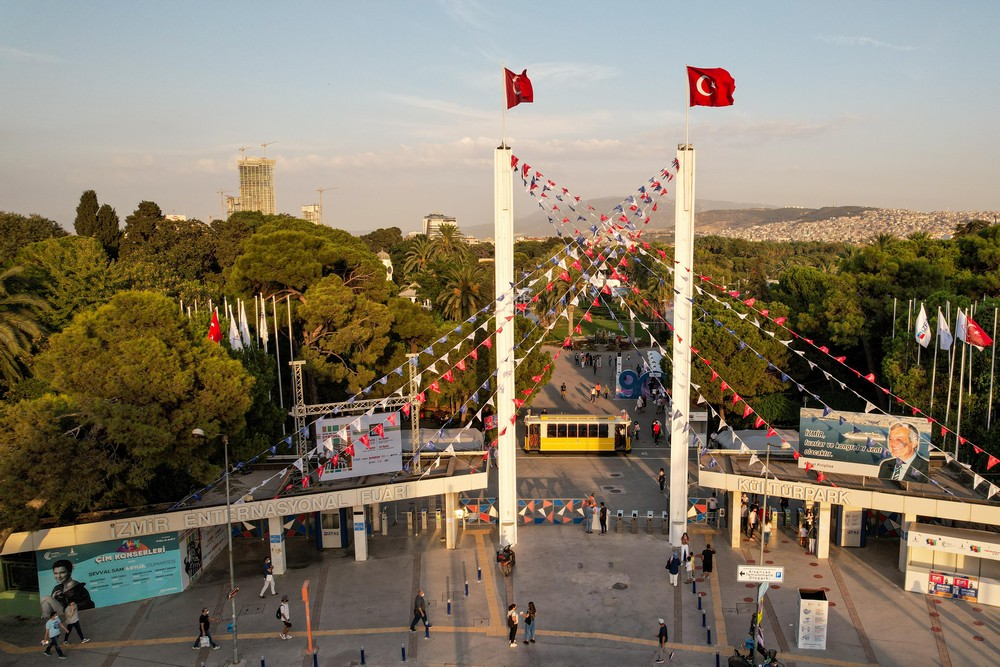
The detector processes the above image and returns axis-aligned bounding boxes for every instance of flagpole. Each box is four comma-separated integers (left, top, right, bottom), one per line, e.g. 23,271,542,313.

891,298,897,338
272,295,284,409
930,308,940,413
685,64,690,147
955,336,967,460
989,307,998,428
501,63,507,148
945,304,956,423
917,302,923,365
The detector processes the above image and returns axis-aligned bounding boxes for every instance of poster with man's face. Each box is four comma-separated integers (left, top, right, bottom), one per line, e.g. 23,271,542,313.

798,409,930,478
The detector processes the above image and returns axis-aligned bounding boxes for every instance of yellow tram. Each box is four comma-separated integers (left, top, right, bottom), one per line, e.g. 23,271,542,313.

523,414,631,453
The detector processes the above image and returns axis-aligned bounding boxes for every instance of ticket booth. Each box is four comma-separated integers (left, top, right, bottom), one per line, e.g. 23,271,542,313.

318,509,350,549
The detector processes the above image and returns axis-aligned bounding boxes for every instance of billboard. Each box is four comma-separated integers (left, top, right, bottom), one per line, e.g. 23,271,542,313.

316,411,402,481
798,408,931,480
36,532,183,609
929,570,979,602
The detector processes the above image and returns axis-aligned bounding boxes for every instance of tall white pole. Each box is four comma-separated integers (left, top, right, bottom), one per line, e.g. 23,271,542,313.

222,435,239,665
955,339,967,459
988,307,998,428
930,308,940,413
494,144,517,548
945,303,956,423
670,143,695,545
272,295,284,409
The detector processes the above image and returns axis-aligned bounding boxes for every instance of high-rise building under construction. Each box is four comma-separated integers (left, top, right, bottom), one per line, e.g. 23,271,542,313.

235,157,276,215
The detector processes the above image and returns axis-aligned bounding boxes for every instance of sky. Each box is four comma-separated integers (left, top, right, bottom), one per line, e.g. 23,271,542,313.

2,1,999,235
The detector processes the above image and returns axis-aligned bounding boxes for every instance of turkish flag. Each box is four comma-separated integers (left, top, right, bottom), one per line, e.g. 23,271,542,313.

504,68,534,109
687,66,735,107
207,310,222,343
965,315,994,350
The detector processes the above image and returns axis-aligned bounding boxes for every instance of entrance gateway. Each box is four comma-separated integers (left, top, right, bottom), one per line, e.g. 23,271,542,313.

700,456,1000,606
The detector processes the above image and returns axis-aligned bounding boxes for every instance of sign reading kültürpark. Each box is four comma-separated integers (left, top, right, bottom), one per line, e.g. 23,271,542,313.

36,532,182,608
316,411,402,482
798,408,931,481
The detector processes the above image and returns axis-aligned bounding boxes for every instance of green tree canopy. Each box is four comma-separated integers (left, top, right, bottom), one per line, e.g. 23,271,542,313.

0,212,67,267
73,190,99,237
0,291,253,529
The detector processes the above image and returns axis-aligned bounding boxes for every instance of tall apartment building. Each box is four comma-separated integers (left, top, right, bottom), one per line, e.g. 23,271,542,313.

301,204,321,224
237,157,276,215
422,212,456,237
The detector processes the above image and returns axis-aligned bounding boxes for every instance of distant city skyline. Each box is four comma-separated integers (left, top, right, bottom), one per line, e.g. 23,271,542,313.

2,1,999,234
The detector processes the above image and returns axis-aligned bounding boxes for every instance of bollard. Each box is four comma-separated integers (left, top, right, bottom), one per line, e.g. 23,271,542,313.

707,626,712,645
715,651,720,667
312,649,319,667
464,580,469,597
477,566,482,582
401,643,406,662
697,595,702,611
361,646,366,665
447,599,452,615
261,656,265,667
692,579,697,595
424,624,430,639
702,610,706,627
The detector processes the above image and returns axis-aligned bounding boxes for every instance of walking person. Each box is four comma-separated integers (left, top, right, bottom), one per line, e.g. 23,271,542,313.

657,468,666,493
507,603,519,648
560,382,566,399
409,590,431,631
808,520,818,555
763,514,772,548
259,557,275,597
603,384,609,399
655,617,672,663
192,607,220,649
666,551,681,587
707,492,719,527
652,419,662,445
633,420,641,442
746,506,757,539
522,601,537,644
42,610,67,658
62,601,90,645
702,544,716,579
278,595,292,640
684,551,695,584
599,502,608,534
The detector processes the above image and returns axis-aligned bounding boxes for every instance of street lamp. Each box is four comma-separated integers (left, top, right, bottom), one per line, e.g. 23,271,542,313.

193,428,240,665
759,441,791,565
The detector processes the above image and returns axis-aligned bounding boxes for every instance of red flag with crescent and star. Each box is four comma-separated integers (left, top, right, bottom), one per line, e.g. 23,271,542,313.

504,68,534,109
687,66,735,107
207,310,222,343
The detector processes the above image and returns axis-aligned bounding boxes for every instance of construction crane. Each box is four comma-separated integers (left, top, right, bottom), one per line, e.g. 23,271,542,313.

217,189,232,221
238,145,252,160
317,187,337,225
261,141,278,158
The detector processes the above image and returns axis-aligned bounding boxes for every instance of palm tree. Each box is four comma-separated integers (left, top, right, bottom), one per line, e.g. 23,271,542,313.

437,264,487,321
431,223,470,262
403,236,435,277
0,266,47,385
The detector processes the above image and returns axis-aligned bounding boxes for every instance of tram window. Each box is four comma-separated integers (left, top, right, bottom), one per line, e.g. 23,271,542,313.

557,424,567,438
567,424,577,438
547,424,557,438
588,424,599,437
599,424,609,438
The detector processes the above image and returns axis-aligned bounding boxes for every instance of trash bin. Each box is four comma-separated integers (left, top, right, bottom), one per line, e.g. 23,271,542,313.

797,588,828,650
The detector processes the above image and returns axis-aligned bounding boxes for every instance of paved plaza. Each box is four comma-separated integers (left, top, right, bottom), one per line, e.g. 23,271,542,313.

1,347,998,666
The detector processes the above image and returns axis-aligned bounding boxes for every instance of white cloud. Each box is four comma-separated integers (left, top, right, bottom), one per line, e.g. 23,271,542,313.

0,45,65,64
818,35,915,52
529,61,621,85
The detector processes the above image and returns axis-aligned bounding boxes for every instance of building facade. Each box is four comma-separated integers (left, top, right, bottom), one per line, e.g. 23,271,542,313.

238,157,276,215
302,204,321,224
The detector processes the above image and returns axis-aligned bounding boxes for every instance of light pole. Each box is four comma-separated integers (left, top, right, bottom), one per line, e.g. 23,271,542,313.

759,441,791,565
193,428,240,665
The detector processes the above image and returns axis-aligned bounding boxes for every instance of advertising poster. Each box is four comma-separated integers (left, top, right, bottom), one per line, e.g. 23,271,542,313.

929,571,980,602
316,411,402,481
840,508,864,547
36,532,183,608
798,409,931,480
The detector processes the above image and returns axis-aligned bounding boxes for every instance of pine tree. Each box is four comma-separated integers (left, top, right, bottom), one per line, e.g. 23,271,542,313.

74,190,99,237
95,204,123,259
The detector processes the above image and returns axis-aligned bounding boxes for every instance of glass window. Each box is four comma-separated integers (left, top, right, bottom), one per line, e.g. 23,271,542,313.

567,424,577,438
557,424,567,438
547,425,557,438
321,513,340,530
599,424,609,438
589,424,600,437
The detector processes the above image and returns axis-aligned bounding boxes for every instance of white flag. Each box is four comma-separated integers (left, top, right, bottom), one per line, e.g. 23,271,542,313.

259,303,269,352
956,309,969,343
937,307,953,351
914,304,930,348
239,300,253,348
227,305,243,351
